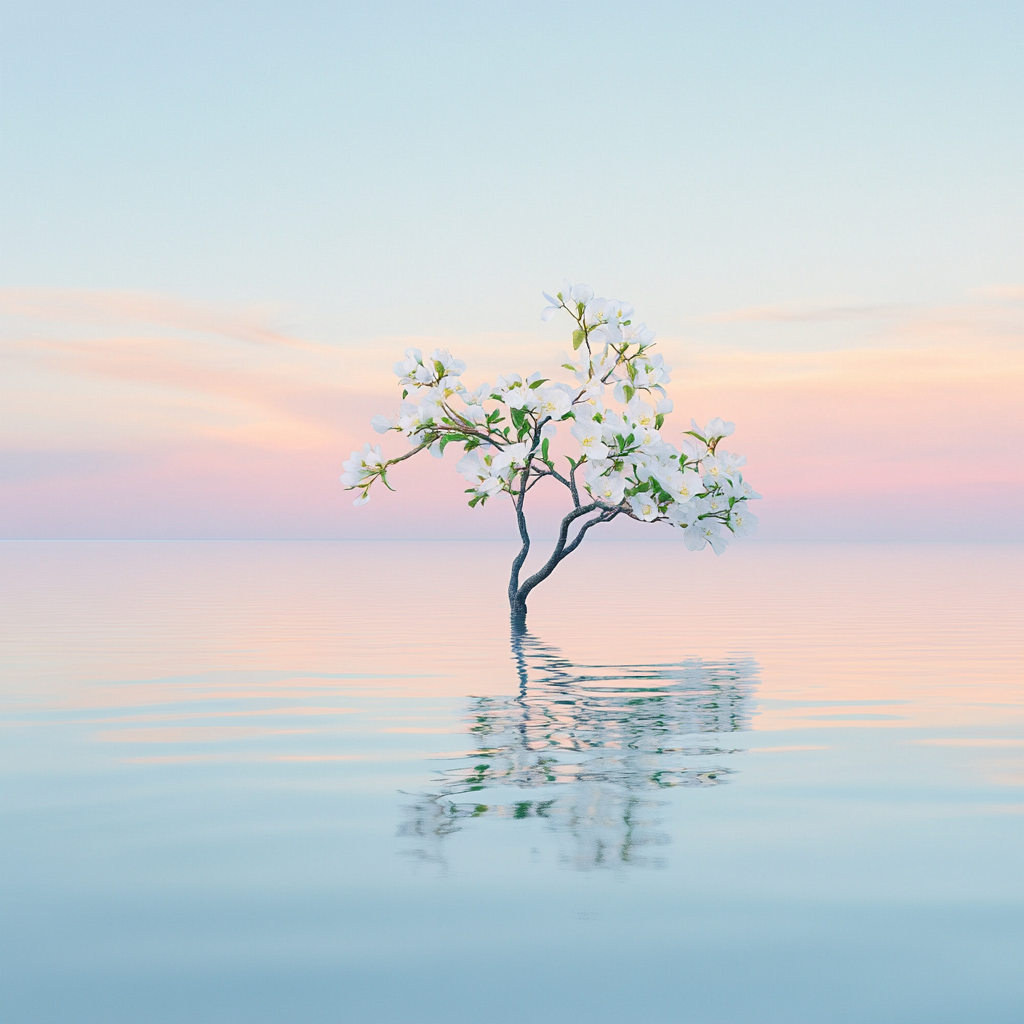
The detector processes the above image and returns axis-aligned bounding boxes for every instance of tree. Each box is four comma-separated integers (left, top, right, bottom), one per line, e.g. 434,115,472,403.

342,283,760,622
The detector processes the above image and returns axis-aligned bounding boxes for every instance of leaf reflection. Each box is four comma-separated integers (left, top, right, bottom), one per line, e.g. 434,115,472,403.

399,629,758,870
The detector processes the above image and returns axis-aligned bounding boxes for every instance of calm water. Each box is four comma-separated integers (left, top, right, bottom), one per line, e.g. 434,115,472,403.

1,541,1022,1023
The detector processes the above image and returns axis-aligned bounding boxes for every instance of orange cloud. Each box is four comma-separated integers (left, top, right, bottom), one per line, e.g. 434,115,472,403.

1,287,1021,539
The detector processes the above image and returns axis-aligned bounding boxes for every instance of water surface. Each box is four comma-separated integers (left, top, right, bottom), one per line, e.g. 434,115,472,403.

1,541,1021,1022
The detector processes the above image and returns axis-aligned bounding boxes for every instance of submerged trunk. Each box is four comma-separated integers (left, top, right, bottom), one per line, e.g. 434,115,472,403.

510,596,529,625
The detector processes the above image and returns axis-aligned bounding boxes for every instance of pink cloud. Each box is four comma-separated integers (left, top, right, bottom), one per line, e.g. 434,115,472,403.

1,287,1021,539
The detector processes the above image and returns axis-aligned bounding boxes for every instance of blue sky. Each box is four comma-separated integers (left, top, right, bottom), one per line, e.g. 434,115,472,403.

3,1,1021,342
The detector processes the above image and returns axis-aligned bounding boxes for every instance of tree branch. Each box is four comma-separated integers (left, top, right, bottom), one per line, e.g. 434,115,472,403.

507,416,552,610
512,500,620,613
561,507,621,558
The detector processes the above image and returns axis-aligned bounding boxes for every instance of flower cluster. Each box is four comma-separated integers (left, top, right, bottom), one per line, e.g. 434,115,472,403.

342,282,759,553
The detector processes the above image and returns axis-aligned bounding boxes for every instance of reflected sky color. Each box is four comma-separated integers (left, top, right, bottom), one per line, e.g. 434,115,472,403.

1,541,1021,1022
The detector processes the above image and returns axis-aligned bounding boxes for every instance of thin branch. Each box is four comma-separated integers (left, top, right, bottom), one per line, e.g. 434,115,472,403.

527,467,574,493
383,440,431,467
568,461,581,508
562,507,620,558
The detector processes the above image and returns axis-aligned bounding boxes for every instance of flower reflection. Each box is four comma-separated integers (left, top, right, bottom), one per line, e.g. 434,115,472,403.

400,629,758,869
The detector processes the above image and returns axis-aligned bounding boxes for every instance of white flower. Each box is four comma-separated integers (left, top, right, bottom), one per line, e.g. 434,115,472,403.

570,283,594,306
575,345,618,383
606,299,634,323
370,414,392,434
599,412,625,444
428,348,466,378
729,504,759,537
693,417,734,441
722,475,762,501
534,386,571,419
628,493,660,521
702,450,746,485
629,452,657,481
352,493,371,506
703,491,729,516
541,291,563,321
683,518,728,554
462,383,492,406
626,397,656,430
393,348,423,381
571,418,609,460
666,501,697,528
638,353,672,386
340,443,384,486
491,442,530,475
621,322,656,345
683,432,710,459
456,450,505,495
435,375,466,402
662,469,703,503
456,450,486,480
584,464,626,504
494,373,526,406
634,424,661,449
395,401,431,437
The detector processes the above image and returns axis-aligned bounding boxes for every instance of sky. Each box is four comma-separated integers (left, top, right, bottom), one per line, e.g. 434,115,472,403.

1,0,1022,540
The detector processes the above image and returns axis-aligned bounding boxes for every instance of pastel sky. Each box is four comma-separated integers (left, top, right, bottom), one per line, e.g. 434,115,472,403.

1,1,1021,540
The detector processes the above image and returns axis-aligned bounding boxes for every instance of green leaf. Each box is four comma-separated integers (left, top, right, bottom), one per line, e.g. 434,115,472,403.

623,384,635,403
438,432,467,455
468,496,481,508
433,360,446,377
561,363,577,371
528,378,548,389
572,329,585,350
541,437,550,463
655,413,665,430
402,389,408,399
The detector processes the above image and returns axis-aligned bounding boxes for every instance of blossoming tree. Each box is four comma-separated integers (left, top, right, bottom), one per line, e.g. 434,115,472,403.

342,283,760,622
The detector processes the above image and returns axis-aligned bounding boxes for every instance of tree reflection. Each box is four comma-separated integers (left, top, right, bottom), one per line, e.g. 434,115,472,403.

399,628,758,869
